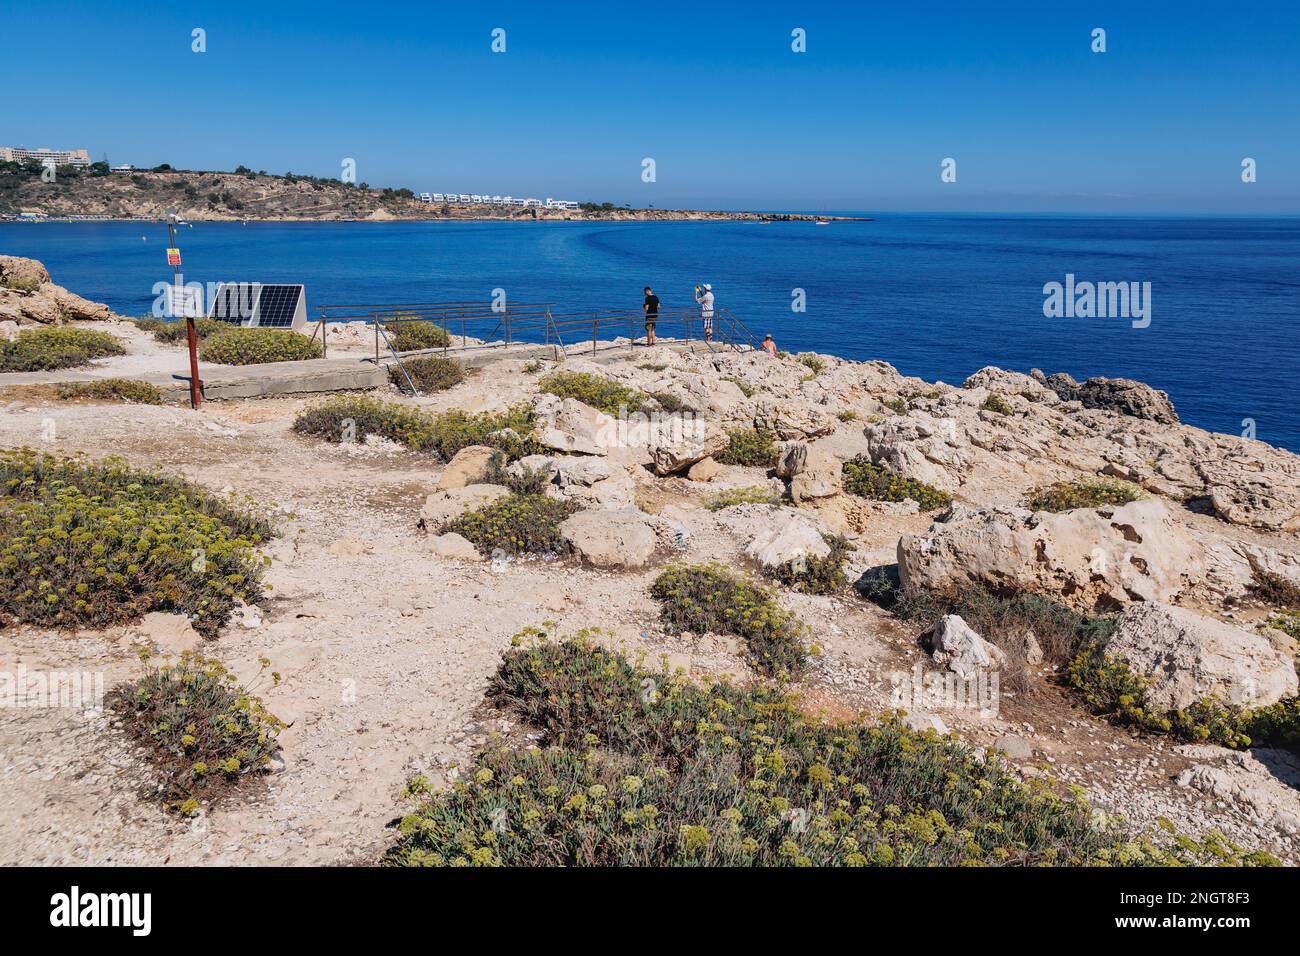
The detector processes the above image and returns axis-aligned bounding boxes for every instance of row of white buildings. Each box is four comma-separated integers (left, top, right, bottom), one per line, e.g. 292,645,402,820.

419,192,580,210
0,146,92,168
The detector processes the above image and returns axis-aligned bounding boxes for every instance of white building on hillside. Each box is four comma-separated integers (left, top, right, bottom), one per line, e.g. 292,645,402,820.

1,146,92,168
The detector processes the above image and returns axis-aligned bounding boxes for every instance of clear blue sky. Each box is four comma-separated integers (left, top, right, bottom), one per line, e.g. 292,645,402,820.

6,0,1299,212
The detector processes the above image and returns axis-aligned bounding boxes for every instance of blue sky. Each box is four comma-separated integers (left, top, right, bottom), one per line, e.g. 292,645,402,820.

5,0,1299,212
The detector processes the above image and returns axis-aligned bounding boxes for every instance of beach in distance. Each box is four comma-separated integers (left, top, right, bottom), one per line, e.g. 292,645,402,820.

5,213,1298,450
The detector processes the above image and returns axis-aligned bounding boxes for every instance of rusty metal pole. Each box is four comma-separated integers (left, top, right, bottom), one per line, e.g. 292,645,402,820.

167,214,201,409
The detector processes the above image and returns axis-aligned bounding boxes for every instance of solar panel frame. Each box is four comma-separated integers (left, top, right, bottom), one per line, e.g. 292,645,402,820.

253,285,303,328
205,283,306,330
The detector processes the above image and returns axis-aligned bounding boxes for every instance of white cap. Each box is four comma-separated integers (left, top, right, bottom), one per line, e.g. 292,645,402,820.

702,283,712,290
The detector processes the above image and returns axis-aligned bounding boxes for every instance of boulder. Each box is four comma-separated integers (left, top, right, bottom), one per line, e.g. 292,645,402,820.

775,442,809,478
901,712,949,735
929,614,1006,678
898,499,1203,612
553,456,612,488
1037,370,1178,424
533,395,617,455
864,416,971,491
744,511,832,570
1105,603,1297,710
789,444,843,502
0,255,121,324
419,484,510,528
426,532,484,561
560,508,658,568
436,445,498,490
650,423,727,476
686,456,721,482
992,734,1034,761
754,399,836,441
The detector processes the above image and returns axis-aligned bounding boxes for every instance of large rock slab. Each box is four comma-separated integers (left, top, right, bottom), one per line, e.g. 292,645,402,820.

560,508,658,568
745,511,832,569
436,445,497,490
0,255,122,325
650,423,727,476
898,498,1204,611
419,483,510,528
1106,603,1297,710
864,417,971,491
789,443,843,502
533,395,617,455
1035,370,1178,424
754,399,836,441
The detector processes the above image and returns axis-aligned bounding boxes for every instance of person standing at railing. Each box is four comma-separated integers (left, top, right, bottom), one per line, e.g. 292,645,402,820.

642,285,660,346
694,283,714,342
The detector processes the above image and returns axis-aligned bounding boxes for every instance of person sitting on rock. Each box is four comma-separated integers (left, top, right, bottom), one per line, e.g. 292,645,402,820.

761,333,778,356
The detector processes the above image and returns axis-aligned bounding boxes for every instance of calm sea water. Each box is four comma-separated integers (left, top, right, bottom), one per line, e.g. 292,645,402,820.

3,216,1298,451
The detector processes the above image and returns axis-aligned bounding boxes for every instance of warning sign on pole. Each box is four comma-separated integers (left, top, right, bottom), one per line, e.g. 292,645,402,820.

166,247,182,267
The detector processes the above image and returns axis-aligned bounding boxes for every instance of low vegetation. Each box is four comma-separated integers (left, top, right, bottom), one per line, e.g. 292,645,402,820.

386,629,1276,866
878,578,1300,750
1267,609,1300,641
1027,476,1145,513
704,485,783,511
292,395,540,461
108,650,285,815
768,534,851,595
383,319,451,353
0,450,272,635
390,355,466,394
1247,569,1300,609
482,452,552,495
538,370,650,416
54,378,163,405
722,375,755,398
439,494,579,557
198,328,324,365
980,394,1015,416
0,326,126,372
715,427,778,468
842,457,952,511
133,315,229,343
651,563,812,679
796,353,825,375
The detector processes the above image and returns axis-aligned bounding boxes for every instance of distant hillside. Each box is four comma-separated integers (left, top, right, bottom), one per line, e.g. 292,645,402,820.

0,163,861,223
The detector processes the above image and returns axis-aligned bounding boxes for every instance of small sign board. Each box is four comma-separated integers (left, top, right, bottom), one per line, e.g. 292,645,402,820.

166,284,203,319
166,247,182,267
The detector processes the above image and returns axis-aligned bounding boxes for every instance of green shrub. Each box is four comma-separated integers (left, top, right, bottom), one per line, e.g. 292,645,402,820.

438,493,579,556
651,563,811,679
842,457,952,511
133,316,229,344
836,410,859,422
704,485,782,511
292,396,540,461
108,650,285,814
980,394,1014,416
769,534,851,595
54,378,163,405
386,630,1276,867
482,451,552,495
383,319,451,352
391,355,465,393
796,353,825,375
198,328,323,365
1267,609,1300,640
1066,639,1300,752
537,370,650,416
648,391,698,414
1028,476,1144,513
882,396,908,414
0,450,271,635
715,427,777,467
1,275,42,293
722,375,755,398
0,326,126,372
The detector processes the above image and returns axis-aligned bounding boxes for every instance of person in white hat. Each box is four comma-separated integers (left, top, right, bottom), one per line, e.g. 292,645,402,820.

694,282,715,342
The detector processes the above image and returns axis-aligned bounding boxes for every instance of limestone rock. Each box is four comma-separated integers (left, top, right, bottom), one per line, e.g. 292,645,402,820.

992,734,1034,761
533,395,617,455
864,416,970,491
0,255,122,325
775,442,809,479
754,399,836,441
419,484,510,529
686,456,721,482
902,712,949,735
1105,603,1297,710
744,511,832,570
427,532,484,561
560,508,658,568
929,614,1006,678
790,444,843,502
1038,370,1179,424
650,423,727,476
436,445,498,490
898,498,1203,612
128,612,203,656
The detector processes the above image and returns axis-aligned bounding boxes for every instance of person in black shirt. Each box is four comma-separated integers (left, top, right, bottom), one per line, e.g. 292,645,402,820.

642,286,660,345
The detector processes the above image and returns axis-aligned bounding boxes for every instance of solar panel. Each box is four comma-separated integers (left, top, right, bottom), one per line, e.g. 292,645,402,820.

254,285,303,328
206,283,306,330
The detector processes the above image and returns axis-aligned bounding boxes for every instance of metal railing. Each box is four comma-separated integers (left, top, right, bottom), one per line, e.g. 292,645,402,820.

310,302,760,376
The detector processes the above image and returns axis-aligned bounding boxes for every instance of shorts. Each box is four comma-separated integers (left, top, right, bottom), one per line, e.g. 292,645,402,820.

702,314,713,335
645,315,657,332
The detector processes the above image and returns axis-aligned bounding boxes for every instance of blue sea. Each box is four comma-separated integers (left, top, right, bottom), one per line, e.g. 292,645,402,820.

3,216,1298,451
